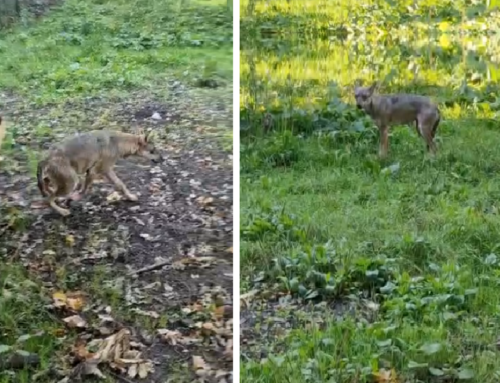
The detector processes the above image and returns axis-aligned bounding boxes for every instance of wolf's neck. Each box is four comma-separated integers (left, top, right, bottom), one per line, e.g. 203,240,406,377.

117,134,139,157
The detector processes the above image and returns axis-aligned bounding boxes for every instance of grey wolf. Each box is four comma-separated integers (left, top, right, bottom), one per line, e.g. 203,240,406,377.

37,129,161,216
354,82,441,158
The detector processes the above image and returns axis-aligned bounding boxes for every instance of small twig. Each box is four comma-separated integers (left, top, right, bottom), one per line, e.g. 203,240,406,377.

128,260,171,276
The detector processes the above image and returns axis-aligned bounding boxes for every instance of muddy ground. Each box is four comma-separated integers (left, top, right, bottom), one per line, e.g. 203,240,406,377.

0,83,233,382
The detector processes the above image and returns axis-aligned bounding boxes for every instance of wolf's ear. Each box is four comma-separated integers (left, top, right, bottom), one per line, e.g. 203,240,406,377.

368,81,378,94
353,78,363,88
135,127,145,136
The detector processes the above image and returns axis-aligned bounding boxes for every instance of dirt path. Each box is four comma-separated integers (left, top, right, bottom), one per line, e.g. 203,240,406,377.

0,85,233,382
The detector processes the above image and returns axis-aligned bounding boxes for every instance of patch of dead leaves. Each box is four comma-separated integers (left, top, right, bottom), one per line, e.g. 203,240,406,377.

106,191,122,202
196,195,214,206
193,355,231,381
157,329,199,346
52,291,89,330
193,355,209,374
240,289,259,309
63,314,88,329
59,328,154,382
52,291,87,312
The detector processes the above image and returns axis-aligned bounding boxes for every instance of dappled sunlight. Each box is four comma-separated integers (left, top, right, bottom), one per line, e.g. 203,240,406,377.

241,33,500,129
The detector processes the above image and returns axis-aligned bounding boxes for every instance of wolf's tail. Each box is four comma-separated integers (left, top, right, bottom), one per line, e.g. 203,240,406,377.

37,160,49,197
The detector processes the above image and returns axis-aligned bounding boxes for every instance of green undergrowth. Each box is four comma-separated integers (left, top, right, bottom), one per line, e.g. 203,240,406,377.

0,263,63,383
241,0,500,38
0,0,232,104
241,1,500,382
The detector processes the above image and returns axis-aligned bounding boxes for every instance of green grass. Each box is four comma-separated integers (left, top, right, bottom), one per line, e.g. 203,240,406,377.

0,263,63,383
0,0,232,103
241,1,500,382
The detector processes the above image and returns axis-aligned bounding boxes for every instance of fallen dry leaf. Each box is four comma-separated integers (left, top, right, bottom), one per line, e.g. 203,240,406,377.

106,191,122,202
53,328,66,337
66,297,85,311
52,292,67,308
213,306,226,320
215,369,230,379
196,196,214,206
193,355,208,370
158,329,199,345
374,368,399,383
240,289,259,308
52,291,86,311
82,359,106,379
73,342,94,361
63,315,87,329
193,354,213,378
138,361,154,378
128,363,138,378
201,322,216,336
158,329,182,345
182,302,204,314
65,234,75,247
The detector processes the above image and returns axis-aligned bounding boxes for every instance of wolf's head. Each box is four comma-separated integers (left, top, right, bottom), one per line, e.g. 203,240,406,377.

136,130,162,163
354,82,378,111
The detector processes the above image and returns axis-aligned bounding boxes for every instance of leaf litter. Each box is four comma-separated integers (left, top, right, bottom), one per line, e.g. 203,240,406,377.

0,87,233,382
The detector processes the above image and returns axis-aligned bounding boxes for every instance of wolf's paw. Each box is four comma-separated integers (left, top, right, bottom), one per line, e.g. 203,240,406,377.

126,194,138,202
59,208,71,217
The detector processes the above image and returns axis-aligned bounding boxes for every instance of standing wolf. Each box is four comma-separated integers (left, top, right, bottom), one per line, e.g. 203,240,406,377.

354,82,441,158
37,129,161,216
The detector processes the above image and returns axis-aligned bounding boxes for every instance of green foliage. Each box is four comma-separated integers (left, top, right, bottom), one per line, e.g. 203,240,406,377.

0,0,232,103
0,265,62,383
241,1,500,382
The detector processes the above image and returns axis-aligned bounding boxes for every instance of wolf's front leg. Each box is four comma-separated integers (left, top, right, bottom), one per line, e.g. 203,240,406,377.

378,125,389,158
81,169,96,195
105,169,138,201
